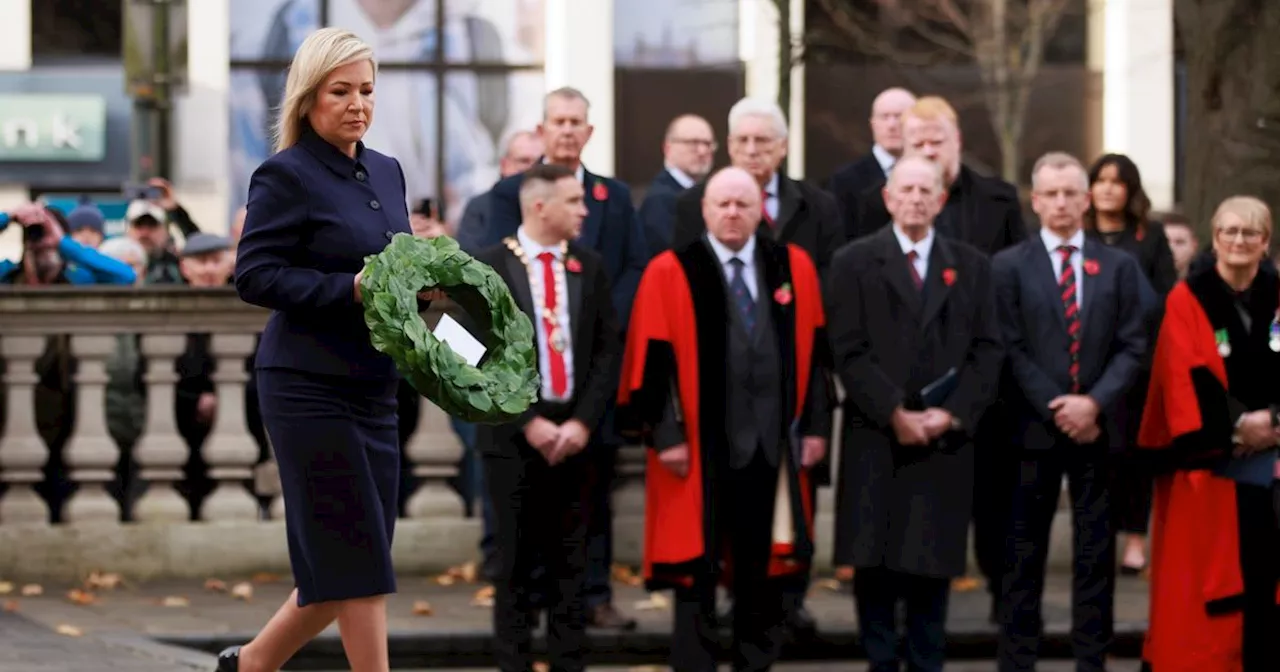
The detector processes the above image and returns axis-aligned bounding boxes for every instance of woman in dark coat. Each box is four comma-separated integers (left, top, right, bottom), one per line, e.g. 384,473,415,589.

1084,153,1179,573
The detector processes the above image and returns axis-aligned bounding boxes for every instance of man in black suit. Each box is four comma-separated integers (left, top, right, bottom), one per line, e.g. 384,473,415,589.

455,130,543,254
826,156,1003,672
639,114,716,256
849,96,1026,255
474,86,646,629
475,164,620,672
992,152,1147,672
671,97,844,279
826,86,916,241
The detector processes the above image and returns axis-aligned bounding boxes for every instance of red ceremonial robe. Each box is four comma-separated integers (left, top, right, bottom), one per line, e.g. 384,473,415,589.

616,237,825,589
1138,266,1280,672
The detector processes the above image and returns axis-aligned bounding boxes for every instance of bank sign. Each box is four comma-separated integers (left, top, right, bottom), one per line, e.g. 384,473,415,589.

0,94,107,162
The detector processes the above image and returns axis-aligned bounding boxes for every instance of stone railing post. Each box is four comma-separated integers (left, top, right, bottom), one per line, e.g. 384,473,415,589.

61,335,121,522
132,334,192,522
0,336,52,523
200,333,261,521
403,396,465,519
611,443,647,564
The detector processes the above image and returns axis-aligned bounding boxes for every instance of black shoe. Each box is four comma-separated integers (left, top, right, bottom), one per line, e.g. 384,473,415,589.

785,606,818,638
216,645,241,671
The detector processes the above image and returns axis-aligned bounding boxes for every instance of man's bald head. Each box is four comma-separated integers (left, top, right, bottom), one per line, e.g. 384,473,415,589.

664,114,716,181
870,87,916,156
702,167,761,251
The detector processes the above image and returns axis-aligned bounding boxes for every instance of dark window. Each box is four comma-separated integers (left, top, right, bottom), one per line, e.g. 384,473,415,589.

30,0,122,61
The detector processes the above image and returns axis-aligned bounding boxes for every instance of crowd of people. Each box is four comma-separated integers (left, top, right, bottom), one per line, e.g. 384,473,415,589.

3,22,1275,672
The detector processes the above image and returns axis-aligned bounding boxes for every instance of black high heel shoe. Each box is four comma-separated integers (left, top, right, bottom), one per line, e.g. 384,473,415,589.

216,645,242,671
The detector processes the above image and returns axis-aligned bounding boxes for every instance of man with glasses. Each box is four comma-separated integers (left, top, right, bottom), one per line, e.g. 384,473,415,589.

671,97,843,277
640,114,717,256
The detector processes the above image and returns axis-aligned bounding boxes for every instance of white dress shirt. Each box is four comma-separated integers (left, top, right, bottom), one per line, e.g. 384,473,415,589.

517,226,575,401
762,172,780,223
705,232,758,301
1041,227,1086,309
872,144,896,177
664,163,697,189
892,223,935,282
542,158,586,185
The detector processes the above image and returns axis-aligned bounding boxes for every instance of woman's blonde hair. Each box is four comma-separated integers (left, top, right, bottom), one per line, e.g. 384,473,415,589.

273,27,377,154
1212,195,1273,237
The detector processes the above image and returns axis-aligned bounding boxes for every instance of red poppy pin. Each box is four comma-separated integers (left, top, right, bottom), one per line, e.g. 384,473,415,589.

565,255,582,273
1083,259,1100,275
592,180,608,201
942,268,957,286
774,282,793,306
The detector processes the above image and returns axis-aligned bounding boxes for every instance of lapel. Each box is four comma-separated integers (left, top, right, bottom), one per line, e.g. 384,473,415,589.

874,227,923,315
919,235,956,331
578,168,605,249
773,175,802,241
565,245,584,337
501,249,535,322
759,237,799,427
1028,238,1068,333
1079,237,1104,332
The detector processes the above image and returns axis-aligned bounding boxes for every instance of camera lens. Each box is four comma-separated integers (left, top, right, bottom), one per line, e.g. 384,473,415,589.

23,224,45,242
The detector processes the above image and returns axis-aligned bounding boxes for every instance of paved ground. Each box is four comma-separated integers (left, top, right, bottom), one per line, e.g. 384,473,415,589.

0,568,1149,669
0,610,216,671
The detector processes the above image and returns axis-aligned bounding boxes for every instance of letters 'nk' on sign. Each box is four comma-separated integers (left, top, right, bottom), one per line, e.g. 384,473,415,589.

0,94,107,162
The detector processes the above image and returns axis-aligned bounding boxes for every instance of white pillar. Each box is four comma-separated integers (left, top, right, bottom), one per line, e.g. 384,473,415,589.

172,0,231,233
0,0,30,71
544,0,614,176
739,0,804,178
1102,0,1175,210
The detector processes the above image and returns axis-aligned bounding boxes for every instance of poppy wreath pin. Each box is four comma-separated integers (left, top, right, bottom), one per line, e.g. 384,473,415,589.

1083,259,1100,276
774,282,794,306
565,255,583,273
592,180,608,201
942,268,957,286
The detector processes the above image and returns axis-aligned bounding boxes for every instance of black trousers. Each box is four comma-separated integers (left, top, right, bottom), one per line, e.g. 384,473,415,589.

973,400,1015,603
583,442,618,610
485,428,590,672
672,449,783,672
853,565,950,672
1109,454,1152,535
1238,482,1280,670
999,449,1114,672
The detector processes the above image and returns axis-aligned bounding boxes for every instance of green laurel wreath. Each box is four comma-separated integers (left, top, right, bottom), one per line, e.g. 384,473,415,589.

360,234,540,424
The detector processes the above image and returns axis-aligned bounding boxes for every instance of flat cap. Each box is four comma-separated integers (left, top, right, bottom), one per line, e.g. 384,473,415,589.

181,233,231,258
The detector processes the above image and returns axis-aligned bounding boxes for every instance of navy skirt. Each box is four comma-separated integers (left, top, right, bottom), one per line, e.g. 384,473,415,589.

257,368,401,606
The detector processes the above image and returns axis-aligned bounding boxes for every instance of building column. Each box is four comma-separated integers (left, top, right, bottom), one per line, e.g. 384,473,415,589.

544,0,614,176
173,0,230,233
0,0,32,219
739,0,805,178
1102,0,1175,210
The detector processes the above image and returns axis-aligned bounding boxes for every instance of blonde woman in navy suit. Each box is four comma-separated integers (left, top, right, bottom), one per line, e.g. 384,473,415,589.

220,27,416,672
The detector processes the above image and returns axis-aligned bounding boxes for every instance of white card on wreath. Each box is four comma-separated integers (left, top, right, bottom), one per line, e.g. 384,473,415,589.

433,313,487,367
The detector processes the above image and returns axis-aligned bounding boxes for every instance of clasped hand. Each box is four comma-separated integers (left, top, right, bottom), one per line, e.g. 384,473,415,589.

892,406,953,446
523,417,590,465
656,435,827,478
1233,409,1280,456
1049,394,1100,444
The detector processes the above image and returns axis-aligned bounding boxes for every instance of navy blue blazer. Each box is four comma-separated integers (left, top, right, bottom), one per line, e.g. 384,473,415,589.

637,168,687,258
992,234,1148,451
476,166,648,331
235,128,412,380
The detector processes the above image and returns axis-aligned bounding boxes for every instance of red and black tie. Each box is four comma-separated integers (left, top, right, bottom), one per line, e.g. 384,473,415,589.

1057,245,1080,392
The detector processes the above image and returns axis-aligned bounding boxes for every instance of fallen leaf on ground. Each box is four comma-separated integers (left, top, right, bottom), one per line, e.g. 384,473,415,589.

458,561,478,583
950,576,982,592
412,600,434,616
470,585,495,607
834,566,855,581
160,595,189,607
230,582,254,601
0,581,13,595
204,579,227,592
55,624,83,637
633,593,669,611
84,571,123,590
66,589,96,606
251,572,282,584
20,584,42,597
2,600,17,612
533,662,549,672
628,667,666,672
434,574,457,586
813,578,842,592
611,564,643,586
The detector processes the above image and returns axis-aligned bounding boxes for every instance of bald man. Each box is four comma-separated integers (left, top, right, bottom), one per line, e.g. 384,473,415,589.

826,87,916,241
618,166,832,671
640,114,717,256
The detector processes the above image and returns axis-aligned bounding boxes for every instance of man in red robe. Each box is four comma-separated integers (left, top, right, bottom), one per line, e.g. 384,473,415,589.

1138,201,1280,671
617,166,831,671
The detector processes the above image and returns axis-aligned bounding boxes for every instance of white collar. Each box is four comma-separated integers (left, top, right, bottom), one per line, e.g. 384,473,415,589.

664,163,697,189
892,223,934,260
1040,226,1085,255
871,144,896,175
541,158,585,184
762,171,779,197
516,226,564,259
705,231,756,267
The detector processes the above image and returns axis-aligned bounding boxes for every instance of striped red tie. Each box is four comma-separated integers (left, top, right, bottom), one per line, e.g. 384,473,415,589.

1058,245,1080,392
761,189,774,229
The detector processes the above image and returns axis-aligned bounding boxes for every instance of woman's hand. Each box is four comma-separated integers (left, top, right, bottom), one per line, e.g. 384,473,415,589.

353,269,364,303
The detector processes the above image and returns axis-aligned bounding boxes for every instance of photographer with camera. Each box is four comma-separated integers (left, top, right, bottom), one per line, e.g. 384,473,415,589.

126,177,205,285
0,202,136,286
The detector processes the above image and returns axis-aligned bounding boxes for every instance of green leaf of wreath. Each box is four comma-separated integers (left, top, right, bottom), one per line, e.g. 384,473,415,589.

361,234,540,424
